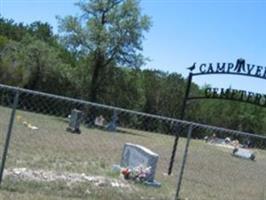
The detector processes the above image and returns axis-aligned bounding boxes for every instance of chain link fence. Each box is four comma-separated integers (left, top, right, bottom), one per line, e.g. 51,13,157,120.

0,83,265,200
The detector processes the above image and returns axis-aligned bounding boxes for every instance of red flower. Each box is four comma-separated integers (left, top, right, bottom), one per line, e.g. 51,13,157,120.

121,168,131,179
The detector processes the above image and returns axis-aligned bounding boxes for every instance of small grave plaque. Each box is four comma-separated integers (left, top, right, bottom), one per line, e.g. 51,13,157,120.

66,109,83,134
232,148,255,160
121,143,159,183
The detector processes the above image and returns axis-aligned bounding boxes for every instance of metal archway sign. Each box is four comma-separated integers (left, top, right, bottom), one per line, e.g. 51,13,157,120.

168,58,266,175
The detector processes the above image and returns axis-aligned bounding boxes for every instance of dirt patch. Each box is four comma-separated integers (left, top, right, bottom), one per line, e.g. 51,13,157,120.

4,168,132,190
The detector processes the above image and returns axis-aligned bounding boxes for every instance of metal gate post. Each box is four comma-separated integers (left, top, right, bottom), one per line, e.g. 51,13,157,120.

0,90,19,184
168,72,193,175
175,124,193,200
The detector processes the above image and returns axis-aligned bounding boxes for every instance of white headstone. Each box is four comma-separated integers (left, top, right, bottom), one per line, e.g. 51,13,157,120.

121,143,159,182
232,148,255,160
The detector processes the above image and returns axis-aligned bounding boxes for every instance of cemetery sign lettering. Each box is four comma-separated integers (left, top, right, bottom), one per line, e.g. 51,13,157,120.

191,59,266,80
190,87,266,107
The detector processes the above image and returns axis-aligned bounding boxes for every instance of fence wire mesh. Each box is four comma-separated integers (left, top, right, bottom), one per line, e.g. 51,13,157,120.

0,84,265,200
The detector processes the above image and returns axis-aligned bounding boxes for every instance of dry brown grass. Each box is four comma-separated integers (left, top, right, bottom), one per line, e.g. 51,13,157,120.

0,106,265,200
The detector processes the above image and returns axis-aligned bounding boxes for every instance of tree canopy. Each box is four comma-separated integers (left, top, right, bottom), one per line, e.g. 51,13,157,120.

57,0,151,102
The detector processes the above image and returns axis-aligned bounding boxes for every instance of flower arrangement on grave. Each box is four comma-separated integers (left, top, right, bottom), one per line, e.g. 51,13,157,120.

121,165,152,182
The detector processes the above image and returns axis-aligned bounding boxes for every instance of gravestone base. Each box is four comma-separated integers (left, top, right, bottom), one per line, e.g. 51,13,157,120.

66,127,81,134
111,164,161,188
144,180,161,187
106,122,117,132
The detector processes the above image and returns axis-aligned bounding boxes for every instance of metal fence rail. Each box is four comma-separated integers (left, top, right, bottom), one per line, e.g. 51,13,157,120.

1,83,265,140
0,83,265,200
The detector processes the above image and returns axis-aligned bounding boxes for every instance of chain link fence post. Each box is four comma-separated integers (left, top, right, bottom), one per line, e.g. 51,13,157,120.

0,89,19,184
175,124,193,200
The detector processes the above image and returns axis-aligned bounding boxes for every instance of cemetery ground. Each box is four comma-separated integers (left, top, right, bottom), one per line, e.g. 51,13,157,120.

0,106,266,200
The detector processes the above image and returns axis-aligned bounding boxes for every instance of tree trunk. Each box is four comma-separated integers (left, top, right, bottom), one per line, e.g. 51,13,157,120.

25,56,41,90
86,54,104,126
89,55,103,103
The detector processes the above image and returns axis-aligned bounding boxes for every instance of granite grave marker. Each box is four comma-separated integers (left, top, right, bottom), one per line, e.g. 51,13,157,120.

66,109,83,134
121,143,159,184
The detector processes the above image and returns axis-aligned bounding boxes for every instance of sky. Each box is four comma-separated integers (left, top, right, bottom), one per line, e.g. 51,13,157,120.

0,0,266,94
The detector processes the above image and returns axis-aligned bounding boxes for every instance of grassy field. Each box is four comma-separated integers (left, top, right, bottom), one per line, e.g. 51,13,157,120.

0,106,265,200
